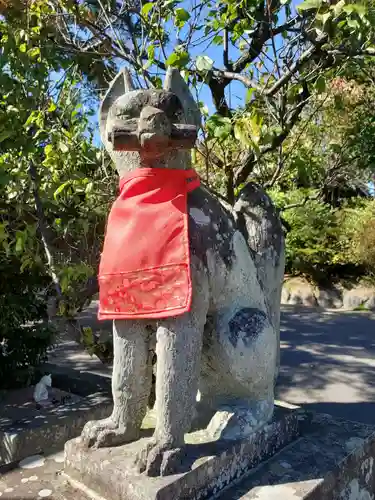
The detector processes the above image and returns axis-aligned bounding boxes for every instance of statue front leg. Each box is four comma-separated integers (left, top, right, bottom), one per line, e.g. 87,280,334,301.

137,265,209,476
81,319,152,448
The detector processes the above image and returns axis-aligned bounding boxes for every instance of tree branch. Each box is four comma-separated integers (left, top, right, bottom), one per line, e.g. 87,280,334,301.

265,37,327,97
213,70,260,89
28,163,62,299
281,191,320,211
234,82,310,188
208,76,231,116
223,28,230,69
232,16,301,73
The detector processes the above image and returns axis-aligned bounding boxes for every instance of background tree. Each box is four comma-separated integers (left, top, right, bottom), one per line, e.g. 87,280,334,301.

0,3,117,385
26,0,375,201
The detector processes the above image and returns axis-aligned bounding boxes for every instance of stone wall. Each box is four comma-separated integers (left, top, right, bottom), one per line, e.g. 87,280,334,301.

281,277,375,310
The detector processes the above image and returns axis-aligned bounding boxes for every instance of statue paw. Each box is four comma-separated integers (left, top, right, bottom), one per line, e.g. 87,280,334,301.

81,417,139,448
135,439,184,476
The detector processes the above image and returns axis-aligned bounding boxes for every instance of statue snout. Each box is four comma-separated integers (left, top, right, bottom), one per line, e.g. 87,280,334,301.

107,108,198,153
138,106,171,151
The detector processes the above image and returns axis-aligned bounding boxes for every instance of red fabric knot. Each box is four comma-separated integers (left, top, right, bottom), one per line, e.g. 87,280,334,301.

98,168,200,320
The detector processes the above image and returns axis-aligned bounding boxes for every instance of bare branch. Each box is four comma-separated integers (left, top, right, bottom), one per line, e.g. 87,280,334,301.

281,192,320,211
223,28,230,69
213,70,260,89
265,39,326,97
232,16,300,73
28,163,62,299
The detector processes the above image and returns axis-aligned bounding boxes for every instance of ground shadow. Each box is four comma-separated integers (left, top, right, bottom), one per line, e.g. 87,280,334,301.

276,306,375,424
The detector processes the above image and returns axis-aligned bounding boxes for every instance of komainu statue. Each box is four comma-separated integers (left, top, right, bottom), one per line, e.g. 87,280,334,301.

80,67,285,477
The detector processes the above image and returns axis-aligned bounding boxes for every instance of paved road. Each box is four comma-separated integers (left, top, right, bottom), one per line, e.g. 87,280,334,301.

276,306,375,425
54,303,375,425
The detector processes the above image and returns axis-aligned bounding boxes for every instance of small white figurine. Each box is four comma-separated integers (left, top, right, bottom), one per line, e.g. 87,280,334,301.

33,374,52,405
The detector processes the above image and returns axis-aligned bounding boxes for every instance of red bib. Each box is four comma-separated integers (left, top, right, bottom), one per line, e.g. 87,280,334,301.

98,168,200,320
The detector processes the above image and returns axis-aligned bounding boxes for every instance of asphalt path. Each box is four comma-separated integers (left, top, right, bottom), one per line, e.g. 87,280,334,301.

55,303,375,425
276,306,375,425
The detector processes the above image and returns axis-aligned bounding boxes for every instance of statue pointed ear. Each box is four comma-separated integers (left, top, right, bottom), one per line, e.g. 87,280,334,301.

163,67,201,129
99,68,135,145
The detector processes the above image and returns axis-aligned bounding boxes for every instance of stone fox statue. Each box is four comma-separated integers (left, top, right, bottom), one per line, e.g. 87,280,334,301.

81,67,285,476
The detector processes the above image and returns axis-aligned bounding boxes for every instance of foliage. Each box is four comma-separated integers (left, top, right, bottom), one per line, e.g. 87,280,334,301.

337,199,375,272
271,190,375,280
270,189,340,277
264,76,375,199
0,5,117,313
0,256,54,390
0,0,374,375
2,0,373,201
0,3,117,379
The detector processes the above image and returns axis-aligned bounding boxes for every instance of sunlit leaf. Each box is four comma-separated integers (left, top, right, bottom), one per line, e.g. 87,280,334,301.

196,55,214,71
297,0,322,11
141,2,154,16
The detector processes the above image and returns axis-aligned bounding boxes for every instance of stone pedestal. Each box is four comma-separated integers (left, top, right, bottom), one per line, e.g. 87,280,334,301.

63,407,375,500
63,404,305,500
218,412,375,499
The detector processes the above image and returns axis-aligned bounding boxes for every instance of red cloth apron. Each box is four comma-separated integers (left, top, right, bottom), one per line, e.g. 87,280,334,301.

98,168,200,320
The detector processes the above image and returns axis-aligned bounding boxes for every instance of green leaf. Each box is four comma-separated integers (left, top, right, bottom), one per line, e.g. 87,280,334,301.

44,143,54,156
19,43,27,53
343,4,367,17
206,115,232,141
297,0,322,11
147,45,155,61
315,76,326,93
59,141,69,153
28,47,40,59
166,51,190,68
54,181,71,200
246,88,256,103
0,130,12,143
332,0,345,17
24,111,37,128
141,2,154,16
175,8,190,23
212,35,223,45
15,232,25,253
48,101,57,112
317,11,331,25
347,18,359,29
196,55,214,72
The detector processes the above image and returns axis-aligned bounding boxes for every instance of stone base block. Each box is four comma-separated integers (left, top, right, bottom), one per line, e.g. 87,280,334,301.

64,404,304,500
218,412,375,499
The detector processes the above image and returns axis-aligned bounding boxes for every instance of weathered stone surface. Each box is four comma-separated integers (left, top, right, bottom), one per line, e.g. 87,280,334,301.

281,278,317,307
217,412,375,499
64,405,303,500
0,386,111,467
1,410,375,500
343,286,375,310
281,278,375,311
314,285,343,309
82,66,285,475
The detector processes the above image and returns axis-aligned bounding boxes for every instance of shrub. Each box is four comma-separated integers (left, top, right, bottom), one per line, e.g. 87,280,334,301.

0,257,55,390
337,199,375,272
269,190,375,281
269,189,340,278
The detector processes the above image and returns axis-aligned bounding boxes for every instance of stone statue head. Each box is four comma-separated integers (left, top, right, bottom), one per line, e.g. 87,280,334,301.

41,374,52,387
99,67,201,177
